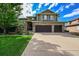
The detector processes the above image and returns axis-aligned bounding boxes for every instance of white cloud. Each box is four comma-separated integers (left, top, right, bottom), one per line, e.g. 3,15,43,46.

32,10,37,14
38,3,44,9
19,3,33,18
34,3,44,11
32,3,50,14
74,8,79,11
25,3,33,16
31,3,59,15
44,3,50,6
48,3,58,9
63,8,79,17
55,3,75,13
55,3,58,6
65,3,75,8
33,3,58,13
56,6,64,12
48,4,55,9
32,3,44,13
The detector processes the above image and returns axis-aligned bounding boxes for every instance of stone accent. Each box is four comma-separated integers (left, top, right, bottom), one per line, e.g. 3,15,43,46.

32,22,64,32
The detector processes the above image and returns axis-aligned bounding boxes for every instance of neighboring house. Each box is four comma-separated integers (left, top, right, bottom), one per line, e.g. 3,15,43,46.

65,18,79,34
25,9,65,33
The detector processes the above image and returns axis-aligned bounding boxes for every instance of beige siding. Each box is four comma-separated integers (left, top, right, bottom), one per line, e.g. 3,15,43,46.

68,26,79,33
71,20,79,25
66,19,79,33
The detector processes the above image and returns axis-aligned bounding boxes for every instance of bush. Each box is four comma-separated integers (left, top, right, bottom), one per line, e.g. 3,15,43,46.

26,31,33,35
17,20,25,35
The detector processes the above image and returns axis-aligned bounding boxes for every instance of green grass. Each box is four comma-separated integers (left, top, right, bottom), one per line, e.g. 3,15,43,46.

0,35,32,56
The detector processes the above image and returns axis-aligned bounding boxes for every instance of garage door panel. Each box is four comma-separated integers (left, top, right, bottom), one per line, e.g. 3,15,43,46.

35,25,52,32
54,25,62,32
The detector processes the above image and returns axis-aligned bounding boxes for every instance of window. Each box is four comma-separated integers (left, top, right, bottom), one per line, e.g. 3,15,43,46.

41,15,56,21
32,18,34,20
46,15,50,20
41,16,43,20
50,16,53,20
44,15,47,20
38,16,40,20
50,16,54,21
42,14,44,20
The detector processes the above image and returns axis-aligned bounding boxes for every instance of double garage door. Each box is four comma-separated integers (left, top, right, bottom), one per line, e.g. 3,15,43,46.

35,25,52,32
35,25,62,32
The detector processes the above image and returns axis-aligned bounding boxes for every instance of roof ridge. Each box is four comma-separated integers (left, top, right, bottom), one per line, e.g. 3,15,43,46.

37,9,56,14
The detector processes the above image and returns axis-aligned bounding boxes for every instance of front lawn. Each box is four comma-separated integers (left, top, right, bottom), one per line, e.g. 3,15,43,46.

0,35,32,56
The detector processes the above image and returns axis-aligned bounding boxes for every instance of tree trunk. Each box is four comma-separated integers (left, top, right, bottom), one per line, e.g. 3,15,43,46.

3,28,6,34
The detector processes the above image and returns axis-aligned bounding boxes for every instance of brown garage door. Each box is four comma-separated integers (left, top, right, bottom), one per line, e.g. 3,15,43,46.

54,25,62,32
35,25,52,32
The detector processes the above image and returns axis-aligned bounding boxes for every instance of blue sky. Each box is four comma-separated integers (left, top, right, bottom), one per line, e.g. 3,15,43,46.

32,3,79,22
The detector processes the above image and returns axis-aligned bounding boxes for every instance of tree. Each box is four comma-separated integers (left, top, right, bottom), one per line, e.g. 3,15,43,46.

0,3,22,34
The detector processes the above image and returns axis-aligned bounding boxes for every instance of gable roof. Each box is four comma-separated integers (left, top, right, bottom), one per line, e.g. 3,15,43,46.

41,9,55,13
37,9,57,15
69,18,79,22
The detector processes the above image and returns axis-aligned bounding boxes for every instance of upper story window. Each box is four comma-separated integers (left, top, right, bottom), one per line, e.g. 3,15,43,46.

32,18,34,20
38,16,40,20
44,15,47,20
43,15,56,21
47,15,50,20
50,15,55,21
37,14,57,21
47,15,55,21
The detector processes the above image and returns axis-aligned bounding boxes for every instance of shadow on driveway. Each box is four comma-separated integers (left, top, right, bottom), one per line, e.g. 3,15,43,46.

24,38,74,56
40,33,79,38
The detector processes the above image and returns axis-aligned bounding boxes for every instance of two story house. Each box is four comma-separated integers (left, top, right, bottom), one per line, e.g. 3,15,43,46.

25,9,65,33
65,18,79,34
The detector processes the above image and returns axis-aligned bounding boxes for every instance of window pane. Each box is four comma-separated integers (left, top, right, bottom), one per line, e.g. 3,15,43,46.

50,16,54,20
47,15,50,20
44,15,47,20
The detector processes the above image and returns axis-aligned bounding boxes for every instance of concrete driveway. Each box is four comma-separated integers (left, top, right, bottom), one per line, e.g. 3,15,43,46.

22,33,79,56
